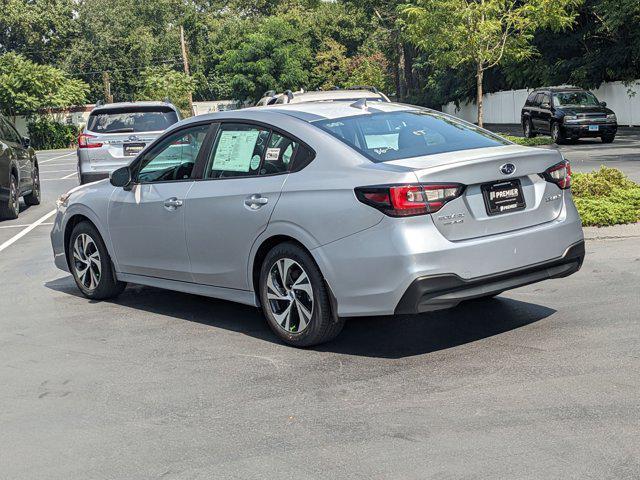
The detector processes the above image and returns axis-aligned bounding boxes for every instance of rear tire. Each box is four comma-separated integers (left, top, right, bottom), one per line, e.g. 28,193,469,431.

523,119,536,138
23,164,41,206
259,242,344,347
601,134,615,144
68,221,126,300
0,173,19,220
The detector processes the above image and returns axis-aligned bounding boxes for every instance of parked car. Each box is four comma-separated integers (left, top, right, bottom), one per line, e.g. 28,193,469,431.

52,101,584,347
521,87,617,144
257,86,390,106
77,101,181,184
0,114,40,219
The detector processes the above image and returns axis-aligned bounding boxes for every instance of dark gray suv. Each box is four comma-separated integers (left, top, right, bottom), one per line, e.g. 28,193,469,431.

521,87,617,144
0,115,40,219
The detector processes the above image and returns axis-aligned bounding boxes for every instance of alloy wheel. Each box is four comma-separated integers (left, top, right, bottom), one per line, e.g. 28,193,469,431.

266,258,314,333
10,176,18,215
552,124,559,142
524,121,530,137
72,233,102,291
32,167,40,201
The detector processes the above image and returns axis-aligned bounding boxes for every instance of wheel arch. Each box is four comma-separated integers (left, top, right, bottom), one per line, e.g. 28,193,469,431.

250,234,339,319
62,210,112,270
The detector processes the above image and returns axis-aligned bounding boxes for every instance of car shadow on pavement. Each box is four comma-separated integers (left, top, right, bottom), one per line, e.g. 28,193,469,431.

46,276,555,359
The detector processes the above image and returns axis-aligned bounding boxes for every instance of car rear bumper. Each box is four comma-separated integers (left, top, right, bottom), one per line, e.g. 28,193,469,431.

395,240,584,314
313,196,584,317
563,123,617,138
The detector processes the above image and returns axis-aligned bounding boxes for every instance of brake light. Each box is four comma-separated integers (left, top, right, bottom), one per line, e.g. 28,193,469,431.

78,133,103,149
542,160,571,189
355,183,465,217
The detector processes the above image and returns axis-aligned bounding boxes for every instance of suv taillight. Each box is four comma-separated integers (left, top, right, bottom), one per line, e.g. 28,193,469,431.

78,133,102,149
355,183,465,217
542,160,571,189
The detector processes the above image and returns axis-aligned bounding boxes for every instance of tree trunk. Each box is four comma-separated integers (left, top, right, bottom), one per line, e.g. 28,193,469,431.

476,63,484,127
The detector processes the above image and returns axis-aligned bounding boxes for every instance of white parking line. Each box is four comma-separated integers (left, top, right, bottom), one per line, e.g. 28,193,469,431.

0,222,53,229
61,172,77,179
38,152,75,164
38,169,76,173
0,209,57,253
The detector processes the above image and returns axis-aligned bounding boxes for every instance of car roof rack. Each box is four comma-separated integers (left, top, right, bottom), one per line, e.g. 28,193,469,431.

344,85,379,94
95,100,104,107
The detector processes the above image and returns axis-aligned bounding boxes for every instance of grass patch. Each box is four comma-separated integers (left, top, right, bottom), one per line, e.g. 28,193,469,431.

572,167,640,227
500,134,554,146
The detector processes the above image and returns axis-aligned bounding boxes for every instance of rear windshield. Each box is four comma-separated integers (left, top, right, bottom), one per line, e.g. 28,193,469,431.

314,110,509,162
87,107,179,134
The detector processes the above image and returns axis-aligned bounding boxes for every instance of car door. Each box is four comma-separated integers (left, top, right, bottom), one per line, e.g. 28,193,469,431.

185,122,298,290
537,92,553,133
0,117,30,191
107,122,212,281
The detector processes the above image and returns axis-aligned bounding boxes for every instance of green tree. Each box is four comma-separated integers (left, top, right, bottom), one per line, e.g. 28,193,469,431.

401,0,581,126
312,39,351,90
0,53,87,119
138,66,195,117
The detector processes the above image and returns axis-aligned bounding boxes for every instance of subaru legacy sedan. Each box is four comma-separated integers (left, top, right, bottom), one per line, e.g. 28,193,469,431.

52,101,584,347
77,101,181,184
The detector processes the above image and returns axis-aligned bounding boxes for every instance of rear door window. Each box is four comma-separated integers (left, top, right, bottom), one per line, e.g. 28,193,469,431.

206,124,269,179
87,107,179,134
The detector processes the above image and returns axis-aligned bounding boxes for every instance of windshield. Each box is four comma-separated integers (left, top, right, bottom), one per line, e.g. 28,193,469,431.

553,91,600,107
87,107,179,134
313,110,509,162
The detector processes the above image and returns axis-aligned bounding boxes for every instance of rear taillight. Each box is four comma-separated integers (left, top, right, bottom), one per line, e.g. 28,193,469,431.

355,183,465,217
542,160,571,189
78,133,103,149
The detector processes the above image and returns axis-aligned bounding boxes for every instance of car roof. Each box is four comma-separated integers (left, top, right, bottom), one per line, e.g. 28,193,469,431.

91,101,179,112
182,101,422,128
532,86,587,94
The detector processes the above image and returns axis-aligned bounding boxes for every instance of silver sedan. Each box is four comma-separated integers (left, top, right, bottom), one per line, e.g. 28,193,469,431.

52,101,584,347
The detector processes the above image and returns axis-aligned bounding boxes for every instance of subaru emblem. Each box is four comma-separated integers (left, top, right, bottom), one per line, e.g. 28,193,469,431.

500,163,516,175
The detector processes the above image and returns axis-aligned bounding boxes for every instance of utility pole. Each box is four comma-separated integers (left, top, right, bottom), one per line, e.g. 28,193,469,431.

102,71,113,103
179,25,194,116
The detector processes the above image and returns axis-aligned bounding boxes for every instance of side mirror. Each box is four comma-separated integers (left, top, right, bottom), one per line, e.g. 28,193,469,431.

21,137,31,148
110,166,132,188
600,101,607,107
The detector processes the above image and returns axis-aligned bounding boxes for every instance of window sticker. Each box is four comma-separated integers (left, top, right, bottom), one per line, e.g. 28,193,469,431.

250,154,261,170
212,130,260,172
265,147,281,161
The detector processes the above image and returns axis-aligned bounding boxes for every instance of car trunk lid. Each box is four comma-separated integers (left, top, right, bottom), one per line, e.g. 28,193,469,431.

387,145,566,241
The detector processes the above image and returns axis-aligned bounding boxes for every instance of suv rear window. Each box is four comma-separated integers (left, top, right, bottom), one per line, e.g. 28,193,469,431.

87,107,179,134
314,110,508,162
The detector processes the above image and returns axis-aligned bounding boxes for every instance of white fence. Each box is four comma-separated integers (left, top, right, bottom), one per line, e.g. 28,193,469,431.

442,80,640,126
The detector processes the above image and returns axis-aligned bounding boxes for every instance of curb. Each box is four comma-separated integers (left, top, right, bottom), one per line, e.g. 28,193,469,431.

583,222,640,240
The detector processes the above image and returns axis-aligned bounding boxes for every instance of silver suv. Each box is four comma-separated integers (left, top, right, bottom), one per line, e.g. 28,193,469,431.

77,101,181,184
257,87,390,106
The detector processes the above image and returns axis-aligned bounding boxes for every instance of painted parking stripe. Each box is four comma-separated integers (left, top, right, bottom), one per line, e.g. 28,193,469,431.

38,152,75,164
0,209,57,253
0,222,53,229
61,172,77,179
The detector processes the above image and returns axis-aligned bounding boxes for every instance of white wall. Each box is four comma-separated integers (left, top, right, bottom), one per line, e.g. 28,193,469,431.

442,80,640,126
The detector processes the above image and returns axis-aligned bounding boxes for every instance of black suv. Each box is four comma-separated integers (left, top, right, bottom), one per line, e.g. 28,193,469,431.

521,87,617,144
0,114,40,219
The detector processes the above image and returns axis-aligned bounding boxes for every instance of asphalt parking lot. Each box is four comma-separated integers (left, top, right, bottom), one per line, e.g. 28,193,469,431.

1,146,639,479
488,125,640,182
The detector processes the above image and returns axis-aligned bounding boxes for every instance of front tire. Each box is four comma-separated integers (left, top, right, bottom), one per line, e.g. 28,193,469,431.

551,122,566,145
259,242,344,347
0,173,20,220
601,134,615,144
68,221,126,300
23,164,41,206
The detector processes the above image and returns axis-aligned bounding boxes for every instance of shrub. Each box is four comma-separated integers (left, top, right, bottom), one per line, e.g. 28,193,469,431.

27,117,79,150
501,134,553,146
571,167,640,227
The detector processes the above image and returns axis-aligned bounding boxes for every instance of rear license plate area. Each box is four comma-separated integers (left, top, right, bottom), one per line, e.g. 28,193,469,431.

481,179,526,215
123,142,145,156
588,125,599,132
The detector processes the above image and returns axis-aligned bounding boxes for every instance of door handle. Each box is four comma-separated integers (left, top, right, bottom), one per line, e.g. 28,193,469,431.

244,194,268,210
163,197,183,210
